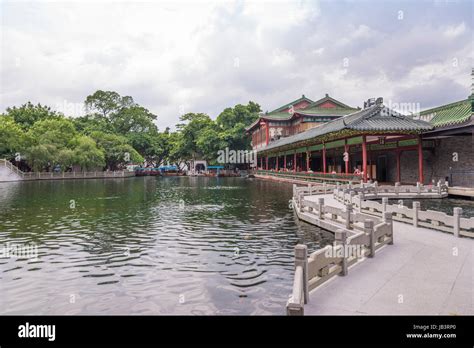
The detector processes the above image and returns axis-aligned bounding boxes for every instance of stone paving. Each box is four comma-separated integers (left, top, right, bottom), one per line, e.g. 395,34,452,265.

303,194,473,315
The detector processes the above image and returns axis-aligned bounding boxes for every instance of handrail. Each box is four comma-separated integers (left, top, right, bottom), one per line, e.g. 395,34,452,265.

333,187,473,238
0,160,134,182
287,265,304,315
287,184,394,315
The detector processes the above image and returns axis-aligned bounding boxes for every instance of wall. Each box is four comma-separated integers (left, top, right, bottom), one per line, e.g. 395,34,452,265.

431,135,473,187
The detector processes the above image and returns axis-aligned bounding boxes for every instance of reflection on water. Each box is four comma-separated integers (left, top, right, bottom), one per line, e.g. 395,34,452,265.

0,177,333,315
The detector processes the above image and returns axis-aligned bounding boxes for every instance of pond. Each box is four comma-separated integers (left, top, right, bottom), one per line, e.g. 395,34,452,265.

0,177,333,315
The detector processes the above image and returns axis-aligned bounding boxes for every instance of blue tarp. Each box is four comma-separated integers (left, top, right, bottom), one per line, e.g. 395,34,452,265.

158,165,178,171
208,166,224,169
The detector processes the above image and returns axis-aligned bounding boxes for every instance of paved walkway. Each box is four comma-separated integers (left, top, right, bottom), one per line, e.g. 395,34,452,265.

303,194,473,315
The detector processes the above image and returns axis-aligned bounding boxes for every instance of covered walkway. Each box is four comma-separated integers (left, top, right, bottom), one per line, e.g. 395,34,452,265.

256,99,433,184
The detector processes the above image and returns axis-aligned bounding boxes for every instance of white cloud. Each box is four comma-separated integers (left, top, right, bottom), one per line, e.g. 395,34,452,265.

0,0,472,129
443,22,466,38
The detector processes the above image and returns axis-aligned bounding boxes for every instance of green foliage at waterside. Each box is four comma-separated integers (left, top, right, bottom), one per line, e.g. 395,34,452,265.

0,90,261,172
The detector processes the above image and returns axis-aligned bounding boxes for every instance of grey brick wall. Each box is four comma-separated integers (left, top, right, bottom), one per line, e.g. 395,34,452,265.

383,134,473,186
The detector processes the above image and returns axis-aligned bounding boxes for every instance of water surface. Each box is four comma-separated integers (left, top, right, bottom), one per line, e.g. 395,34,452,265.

0,177,333,315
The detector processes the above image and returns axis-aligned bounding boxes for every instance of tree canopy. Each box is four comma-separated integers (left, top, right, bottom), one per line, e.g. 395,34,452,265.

0,90,260,172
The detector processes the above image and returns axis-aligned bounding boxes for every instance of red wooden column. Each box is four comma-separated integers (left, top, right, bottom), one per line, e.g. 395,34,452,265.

362,135,368,183
396,150,401,183
260,157,263,170
283,154,286,170
293,151,297,172
276,154,279,171
322,144,327,174
265,156,268,170
306,149,310,172
418,135,424,184
344,140,349,174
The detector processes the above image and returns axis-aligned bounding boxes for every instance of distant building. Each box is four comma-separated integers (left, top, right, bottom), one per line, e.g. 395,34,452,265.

246,94,358,150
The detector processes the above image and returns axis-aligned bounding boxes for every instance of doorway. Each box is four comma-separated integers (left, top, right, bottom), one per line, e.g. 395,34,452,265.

376,155,387,182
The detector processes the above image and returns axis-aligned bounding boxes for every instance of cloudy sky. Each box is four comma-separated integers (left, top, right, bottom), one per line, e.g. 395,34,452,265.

1,0,472,129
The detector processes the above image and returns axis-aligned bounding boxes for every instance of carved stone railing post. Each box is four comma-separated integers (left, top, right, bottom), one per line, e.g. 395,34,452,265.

395,182,400,196
413,201,420,227
350,191,355,205
453,207,462,238
437,180,441,195
295,244,309,304
416,182,421,195
382,197,388,214
383,212,394,245
308,183,312,196
365,220,375,258
374,181,378,196
335,229,348,276
345,204,352,230
318,198,325,220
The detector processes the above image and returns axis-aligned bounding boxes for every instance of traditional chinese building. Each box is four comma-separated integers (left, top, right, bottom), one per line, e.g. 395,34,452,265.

255,97,434,184
246,94,358,150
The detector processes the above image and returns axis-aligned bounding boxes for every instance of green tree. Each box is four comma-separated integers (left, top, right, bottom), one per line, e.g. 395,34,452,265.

90,131,143,170
24,144,58,172
0,116,25,158
23,118,77,171
72,114,113,135
111,105,157,134
27,118,77,148
5,102,61,130
84,90,134,118
70,136,105,171
216,102,261,151
176,113,216,160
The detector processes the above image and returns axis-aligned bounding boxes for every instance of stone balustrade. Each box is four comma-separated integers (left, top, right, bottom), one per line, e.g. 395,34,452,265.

333,186,473,238
287,184,394,315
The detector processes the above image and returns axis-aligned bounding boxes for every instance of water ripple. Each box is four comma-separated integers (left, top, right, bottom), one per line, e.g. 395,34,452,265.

0,177,333,314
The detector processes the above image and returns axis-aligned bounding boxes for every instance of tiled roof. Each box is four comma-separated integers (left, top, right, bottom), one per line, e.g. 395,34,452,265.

269,95,314,113
297,106,359,117
246,94,356,132
307,94,353,109
259,104,433,153
420,98,473,128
